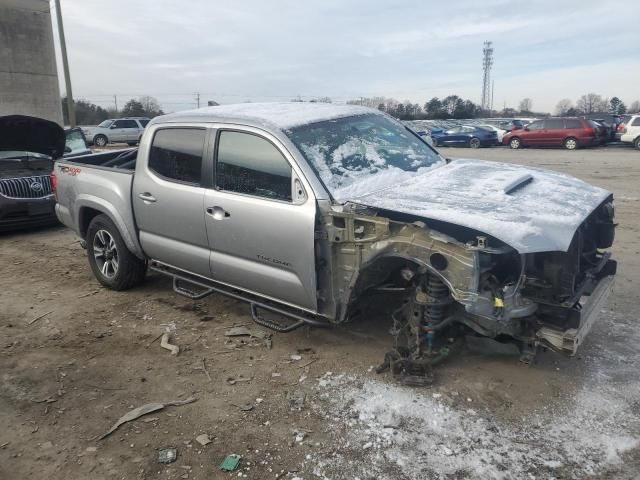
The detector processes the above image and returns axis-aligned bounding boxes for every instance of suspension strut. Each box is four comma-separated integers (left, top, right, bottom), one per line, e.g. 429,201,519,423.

419,274,451,354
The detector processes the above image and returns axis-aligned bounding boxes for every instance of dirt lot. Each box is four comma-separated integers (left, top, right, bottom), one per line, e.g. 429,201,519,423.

1,145,639,479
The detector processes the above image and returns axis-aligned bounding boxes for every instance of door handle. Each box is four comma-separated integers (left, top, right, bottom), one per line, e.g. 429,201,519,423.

206,206,230,220
138,192,156,203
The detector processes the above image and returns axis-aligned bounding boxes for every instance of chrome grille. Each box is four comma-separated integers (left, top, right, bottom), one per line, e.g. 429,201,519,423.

0,175,53,199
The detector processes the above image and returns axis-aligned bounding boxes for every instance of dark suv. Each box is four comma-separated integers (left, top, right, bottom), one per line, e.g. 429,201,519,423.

502,117,601,150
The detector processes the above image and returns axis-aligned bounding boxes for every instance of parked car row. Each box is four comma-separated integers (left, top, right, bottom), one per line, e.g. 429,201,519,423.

406,114,639,150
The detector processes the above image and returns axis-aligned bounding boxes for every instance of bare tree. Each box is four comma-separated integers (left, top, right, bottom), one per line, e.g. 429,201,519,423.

577,93,603,114
555,99,573,116
138,95,164,117
518,98,533,113
628,100,640,113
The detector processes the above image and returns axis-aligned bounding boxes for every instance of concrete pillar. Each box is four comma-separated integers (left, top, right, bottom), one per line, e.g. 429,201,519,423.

0,0,64,125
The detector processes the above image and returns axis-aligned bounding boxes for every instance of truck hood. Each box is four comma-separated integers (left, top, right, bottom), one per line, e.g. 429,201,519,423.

353,158,611,253
0,115,65,158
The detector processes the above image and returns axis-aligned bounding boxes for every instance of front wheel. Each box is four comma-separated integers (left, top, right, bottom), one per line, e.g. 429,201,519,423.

469,137,481,149
94,134,108,147
564,137,578,150
432,138,438,147
86,214,146,290
509,137,522,149
634,137,640,150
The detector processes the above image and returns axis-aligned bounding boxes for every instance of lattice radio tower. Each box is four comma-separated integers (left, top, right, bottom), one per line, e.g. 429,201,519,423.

481,41,494,112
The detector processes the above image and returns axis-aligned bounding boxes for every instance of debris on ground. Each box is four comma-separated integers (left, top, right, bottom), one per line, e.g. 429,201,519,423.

98,397,197,440
224,326,265,338
232,402,254,412
160,332,180,355
158,447,177,464
27,311,52,325
195,434,211,446
226,376,252,385
219,454,241,472
287,390,306,410
290,354,302,361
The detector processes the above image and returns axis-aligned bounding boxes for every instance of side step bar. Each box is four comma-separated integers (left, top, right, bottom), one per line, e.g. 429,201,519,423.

150,262,331,333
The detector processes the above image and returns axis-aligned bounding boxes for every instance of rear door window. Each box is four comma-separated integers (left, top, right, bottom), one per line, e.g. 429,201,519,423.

216,131,292,202
565,119,582,128
138,119,150,127
148,128,205,185
544,119,565,129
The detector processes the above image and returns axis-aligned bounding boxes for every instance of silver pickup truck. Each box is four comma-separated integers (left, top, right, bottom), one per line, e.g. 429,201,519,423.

55,103,616,379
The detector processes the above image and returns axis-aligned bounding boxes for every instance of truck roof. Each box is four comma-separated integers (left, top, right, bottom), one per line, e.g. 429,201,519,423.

153,102,380,130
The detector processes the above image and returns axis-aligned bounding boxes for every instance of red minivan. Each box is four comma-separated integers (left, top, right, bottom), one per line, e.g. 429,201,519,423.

502,117,601,150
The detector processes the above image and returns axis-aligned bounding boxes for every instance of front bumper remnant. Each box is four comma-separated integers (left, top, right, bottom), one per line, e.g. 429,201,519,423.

536,273,615,355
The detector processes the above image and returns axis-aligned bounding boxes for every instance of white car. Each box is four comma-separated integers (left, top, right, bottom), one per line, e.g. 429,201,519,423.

477,124,507,142
620,114,640,150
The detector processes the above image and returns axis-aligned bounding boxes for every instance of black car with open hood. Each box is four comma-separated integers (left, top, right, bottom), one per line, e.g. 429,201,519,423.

0,115,89,231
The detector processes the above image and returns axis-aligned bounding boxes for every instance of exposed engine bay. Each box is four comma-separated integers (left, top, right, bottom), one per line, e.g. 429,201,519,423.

316,196,616,384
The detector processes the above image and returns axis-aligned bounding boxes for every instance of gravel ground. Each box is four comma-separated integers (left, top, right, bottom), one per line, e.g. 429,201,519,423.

1,145,639,479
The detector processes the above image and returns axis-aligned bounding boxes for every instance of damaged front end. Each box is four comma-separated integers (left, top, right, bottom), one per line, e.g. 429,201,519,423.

315,197,616,384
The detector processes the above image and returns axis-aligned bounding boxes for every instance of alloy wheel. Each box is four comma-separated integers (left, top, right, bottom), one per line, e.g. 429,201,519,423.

93,229,119,279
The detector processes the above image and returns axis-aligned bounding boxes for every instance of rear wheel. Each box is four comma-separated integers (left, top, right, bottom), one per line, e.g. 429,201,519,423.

564,137,578,150
634,137,640,150
86,214,146,290
94,134,108,147
509,137,522,149
469,137,481,149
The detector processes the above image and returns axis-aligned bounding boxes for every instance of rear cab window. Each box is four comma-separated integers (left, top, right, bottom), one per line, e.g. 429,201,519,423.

148,128,206,185
215,131,292,202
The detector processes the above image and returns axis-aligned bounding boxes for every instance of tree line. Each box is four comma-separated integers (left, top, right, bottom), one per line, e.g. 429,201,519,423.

61,95,164,125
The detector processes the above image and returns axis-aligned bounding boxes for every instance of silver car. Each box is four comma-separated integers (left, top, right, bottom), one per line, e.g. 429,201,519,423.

82,117,149,147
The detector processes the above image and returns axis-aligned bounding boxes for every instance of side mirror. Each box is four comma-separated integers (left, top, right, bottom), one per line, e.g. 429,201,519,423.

524,127,530,131
110,124,118,129
64,146,72,153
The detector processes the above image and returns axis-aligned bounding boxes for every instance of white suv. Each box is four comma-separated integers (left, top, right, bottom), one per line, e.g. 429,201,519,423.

82,117,150,147
620,114,640,150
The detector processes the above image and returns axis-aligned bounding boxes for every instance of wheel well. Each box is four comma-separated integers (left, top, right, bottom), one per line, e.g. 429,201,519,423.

79,207,104,239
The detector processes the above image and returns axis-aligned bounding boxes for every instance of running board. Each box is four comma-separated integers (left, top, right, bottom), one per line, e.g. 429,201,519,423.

150,262,331,332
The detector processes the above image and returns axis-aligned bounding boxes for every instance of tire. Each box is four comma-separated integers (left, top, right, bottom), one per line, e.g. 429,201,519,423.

86,214,146,290
432,138,438,147
564,137,578,150
94,134,108,147
634,137,640,150
509,137,522,149
469,137,481,149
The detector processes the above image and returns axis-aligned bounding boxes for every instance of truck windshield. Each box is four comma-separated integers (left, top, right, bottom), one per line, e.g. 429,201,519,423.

286,114,444,200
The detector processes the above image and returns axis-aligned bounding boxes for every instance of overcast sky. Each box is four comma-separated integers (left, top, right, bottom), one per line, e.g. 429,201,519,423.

52,0,640,113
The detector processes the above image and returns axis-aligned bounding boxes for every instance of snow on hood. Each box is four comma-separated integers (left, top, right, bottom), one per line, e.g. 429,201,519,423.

352,158,611,253
0,115,65,158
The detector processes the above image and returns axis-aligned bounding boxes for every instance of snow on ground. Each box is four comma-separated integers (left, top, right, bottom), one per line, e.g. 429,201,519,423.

303,309,640,480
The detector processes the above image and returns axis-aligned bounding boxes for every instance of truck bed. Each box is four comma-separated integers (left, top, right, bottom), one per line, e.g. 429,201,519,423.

60,148,138,170
54,147,144,258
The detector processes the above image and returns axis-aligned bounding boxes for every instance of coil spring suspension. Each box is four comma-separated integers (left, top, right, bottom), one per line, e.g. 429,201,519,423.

421,274,450,353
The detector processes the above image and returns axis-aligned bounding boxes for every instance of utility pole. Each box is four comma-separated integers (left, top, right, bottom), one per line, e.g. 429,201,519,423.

54,0,75,126
195,92,200,109
114,95,118,113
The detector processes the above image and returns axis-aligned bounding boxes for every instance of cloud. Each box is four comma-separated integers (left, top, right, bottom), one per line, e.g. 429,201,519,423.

51,0,640,113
